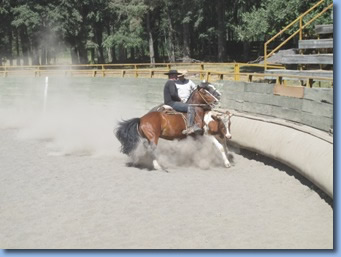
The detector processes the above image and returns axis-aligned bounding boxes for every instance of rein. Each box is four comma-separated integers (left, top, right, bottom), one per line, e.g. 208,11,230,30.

198,89,216,108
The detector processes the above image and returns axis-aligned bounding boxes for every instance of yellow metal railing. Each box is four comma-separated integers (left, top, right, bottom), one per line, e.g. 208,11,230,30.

0,62,333,88
0,62,282,79
264,0,333,70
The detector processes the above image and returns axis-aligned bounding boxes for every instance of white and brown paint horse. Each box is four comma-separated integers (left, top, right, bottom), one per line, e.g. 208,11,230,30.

203,110,233,168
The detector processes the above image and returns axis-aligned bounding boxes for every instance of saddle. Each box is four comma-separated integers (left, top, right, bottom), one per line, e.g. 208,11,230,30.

152,104,188,127
156,104,179,114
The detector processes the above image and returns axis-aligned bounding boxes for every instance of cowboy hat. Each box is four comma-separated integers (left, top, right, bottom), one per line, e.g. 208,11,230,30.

164,69,181,75
177,70,188,77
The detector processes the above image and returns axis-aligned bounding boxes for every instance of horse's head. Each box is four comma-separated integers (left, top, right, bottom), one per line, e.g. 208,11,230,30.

191,86,219,108
199,81,222,100
211,111,232,139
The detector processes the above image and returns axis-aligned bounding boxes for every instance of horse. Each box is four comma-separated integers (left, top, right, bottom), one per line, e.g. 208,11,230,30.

203,110,233,168
115,85,221,171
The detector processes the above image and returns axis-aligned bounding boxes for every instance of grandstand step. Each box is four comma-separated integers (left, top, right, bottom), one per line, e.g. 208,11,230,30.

265,69,333,80
315,24,333,35
277,54,333,65
298,39,333,49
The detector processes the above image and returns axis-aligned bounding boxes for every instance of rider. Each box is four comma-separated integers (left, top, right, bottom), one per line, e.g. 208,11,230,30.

163,69,202,135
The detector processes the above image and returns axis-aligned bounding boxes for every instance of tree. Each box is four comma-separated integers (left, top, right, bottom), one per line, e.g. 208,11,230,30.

234,0,332,42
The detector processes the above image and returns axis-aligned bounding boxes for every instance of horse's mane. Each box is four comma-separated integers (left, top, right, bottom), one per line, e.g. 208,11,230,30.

186,86,200,103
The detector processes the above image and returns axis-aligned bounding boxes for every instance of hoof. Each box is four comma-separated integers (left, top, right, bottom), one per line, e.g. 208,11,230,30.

152,160,169,172
153,160,162,170
224,161,231,168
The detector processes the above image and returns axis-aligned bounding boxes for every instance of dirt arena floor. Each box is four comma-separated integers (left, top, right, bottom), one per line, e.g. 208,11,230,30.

0,77,333,249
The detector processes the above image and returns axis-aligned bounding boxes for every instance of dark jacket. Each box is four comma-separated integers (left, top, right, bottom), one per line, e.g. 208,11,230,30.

163,80,181,105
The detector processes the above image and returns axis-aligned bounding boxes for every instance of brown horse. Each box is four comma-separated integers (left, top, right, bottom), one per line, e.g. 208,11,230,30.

115,86,223,170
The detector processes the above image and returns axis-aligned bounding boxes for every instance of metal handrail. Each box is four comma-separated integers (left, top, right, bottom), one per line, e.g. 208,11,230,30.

264,0,333,70
0,68,333,85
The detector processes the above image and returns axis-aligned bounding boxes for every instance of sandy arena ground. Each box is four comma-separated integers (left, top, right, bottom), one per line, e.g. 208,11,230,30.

0,78,333,249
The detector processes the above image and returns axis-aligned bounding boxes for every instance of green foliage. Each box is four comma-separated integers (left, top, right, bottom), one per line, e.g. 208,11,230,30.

0,0,334,64
234,0,333,41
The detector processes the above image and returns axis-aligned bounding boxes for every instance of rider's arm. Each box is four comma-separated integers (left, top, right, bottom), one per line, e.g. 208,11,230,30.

168,81,181,101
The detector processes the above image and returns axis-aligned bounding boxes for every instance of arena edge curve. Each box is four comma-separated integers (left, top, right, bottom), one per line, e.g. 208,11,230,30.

217,81,333,198
229,114,333,198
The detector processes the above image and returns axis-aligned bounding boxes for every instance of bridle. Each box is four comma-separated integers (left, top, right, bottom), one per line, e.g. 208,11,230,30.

197,88,218,108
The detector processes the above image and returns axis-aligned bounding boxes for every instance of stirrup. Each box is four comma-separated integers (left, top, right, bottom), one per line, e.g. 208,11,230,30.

182,127,195,135
182,125,202,135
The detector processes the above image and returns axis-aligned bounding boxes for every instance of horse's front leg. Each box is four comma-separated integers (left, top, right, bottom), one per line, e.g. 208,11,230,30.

209,136,231,168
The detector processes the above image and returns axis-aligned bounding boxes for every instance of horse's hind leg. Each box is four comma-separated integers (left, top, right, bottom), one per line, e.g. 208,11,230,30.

143,141,163,171
141,130,167,172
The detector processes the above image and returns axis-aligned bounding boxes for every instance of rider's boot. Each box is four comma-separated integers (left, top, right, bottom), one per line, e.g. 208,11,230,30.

182,106,202,135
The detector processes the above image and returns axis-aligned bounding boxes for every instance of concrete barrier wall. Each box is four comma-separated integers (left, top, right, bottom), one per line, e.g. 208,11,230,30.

214,81,333,133
116,78,333,197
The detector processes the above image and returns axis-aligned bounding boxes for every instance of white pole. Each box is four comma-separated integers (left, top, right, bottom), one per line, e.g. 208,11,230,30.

43,76,49,113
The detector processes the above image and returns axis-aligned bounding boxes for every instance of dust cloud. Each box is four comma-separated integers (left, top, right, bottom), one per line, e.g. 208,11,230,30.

128,135,232,170
0,77,142,157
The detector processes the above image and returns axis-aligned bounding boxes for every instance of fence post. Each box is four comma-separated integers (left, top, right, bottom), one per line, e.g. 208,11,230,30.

276,76,283,85
234,63,240,81
200,64,204,80
102,65,105,77
307,78,313,88
264,44,267,71
299,17,303,40
135,65,138,78
206,72,211,82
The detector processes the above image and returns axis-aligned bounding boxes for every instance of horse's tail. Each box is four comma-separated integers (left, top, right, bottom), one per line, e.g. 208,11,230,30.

115,118,141,155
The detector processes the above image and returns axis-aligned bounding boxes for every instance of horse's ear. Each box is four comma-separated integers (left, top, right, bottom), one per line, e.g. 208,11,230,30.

211,114,221,120
225,111,233,117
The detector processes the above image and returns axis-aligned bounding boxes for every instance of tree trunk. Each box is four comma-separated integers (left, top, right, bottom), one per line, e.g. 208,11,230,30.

32,47,40,65
95,23,105,64
19,27,30,65
166,5,176,62
118,44,125,62
78,43,88,64
90,49,95,63
107,47,113,63
183,22,190,60
216,0,226,62
71,47,79,64
15,29,20,65
140,45,144,59
243,42,250,62
41,46,47,65
146,11,155,65
8,29,13,65
111,46,116,63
